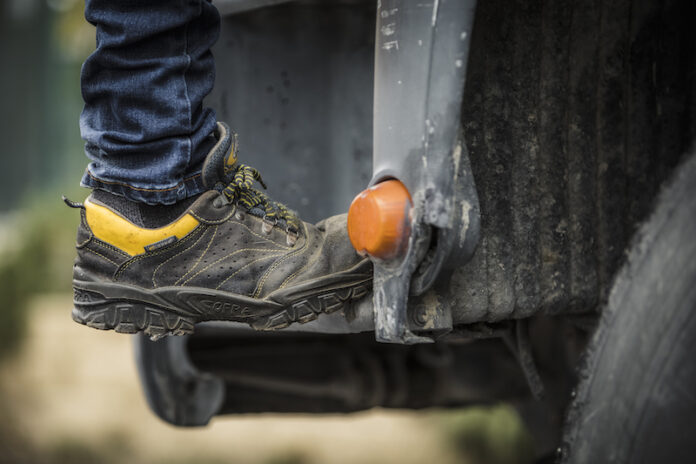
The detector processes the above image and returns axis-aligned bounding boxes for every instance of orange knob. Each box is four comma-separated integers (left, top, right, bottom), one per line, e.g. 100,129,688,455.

347,179,412,259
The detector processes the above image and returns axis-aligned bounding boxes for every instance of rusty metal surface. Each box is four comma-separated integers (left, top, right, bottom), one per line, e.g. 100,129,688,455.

446,0,695,323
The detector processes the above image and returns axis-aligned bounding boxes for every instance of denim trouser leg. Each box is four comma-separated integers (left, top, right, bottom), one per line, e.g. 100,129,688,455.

80,0,219,205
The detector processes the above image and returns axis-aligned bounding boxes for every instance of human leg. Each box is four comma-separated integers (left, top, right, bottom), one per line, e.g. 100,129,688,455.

80,0,219,205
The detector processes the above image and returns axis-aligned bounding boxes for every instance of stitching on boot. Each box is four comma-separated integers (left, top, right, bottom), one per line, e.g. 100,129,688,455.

231,217,293,249
171,225,218,287
190,209,235,225
215,253,285,291
115,225,205,279
91,238,130,257
152,225,214,288
279,250,319,289
76,235,92,249
253,222,311,298
83,247,119,267
76,209,93,248
182,247,285,286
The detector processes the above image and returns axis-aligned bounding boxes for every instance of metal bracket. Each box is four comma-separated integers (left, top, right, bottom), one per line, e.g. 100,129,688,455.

371,0,480,343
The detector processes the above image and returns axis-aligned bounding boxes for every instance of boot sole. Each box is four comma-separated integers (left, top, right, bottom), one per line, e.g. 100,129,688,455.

72,260,371,339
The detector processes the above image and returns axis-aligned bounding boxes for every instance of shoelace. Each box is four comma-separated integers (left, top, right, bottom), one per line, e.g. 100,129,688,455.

221,164,301,234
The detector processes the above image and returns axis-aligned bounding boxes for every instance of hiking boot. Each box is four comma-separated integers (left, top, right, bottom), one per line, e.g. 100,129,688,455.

69,122,372,339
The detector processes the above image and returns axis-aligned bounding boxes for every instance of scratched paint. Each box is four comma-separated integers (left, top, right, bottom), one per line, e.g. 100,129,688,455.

381,22,396,36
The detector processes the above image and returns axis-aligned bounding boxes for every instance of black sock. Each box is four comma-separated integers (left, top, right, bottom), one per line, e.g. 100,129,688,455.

91,189,198,228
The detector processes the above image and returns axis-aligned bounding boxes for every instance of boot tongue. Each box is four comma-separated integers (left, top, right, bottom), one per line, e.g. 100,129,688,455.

201,121,239,189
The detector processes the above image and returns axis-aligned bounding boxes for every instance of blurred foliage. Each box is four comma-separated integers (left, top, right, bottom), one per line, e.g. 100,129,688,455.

44,438,109,464
0,237,30,362
51,0,95,62
0,192,80,361
263,451,312,464
0,428,134,464
152,458,230,464
0,0,90,361
0,0,92,212
438,405,535,464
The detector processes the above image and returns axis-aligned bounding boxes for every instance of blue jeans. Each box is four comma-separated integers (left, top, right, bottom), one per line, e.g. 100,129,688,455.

80,0,220,205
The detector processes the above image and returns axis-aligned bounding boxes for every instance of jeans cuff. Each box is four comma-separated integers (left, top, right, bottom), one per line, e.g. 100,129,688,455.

80,169,206,205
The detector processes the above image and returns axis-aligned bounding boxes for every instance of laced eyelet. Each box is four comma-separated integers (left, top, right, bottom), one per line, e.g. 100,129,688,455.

261,217,276,235
220,162,299,234
286,227,299,246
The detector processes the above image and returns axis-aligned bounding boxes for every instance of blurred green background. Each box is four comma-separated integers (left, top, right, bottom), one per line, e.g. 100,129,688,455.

0,0,89,211
0,0,88,360
0,1,535,463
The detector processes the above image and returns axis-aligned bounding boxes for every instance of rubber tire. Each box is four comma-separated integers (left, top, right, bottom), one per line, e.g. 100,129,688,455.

560,151,696,463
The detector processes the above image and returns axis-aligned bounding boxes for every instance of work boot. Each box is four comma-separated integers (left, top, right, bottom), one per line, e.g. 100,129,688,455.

69,122,371,339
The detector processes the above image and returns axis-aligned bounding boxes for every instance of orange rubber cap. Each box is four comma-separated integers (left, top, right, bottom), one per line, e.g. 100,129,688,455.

347,179,413,259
